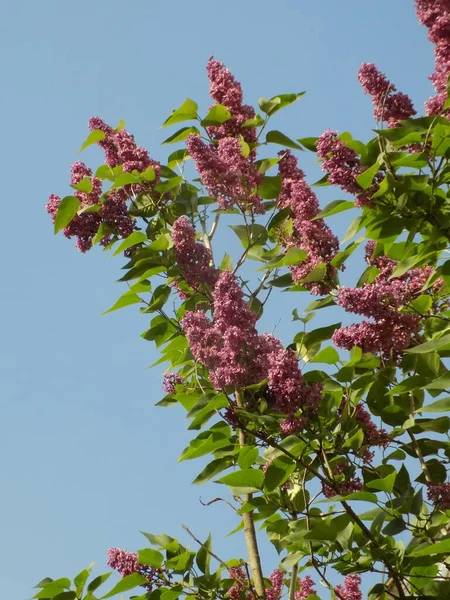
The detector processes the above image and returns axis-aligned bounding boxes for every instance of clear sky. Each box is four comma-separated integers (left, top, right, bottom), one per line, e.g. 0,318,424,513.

0,1,436,599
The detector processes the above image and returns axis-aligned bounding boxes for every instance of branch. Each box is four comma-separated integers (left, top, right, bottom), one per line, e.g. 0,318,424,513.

235,392,266,599
182,524,228,568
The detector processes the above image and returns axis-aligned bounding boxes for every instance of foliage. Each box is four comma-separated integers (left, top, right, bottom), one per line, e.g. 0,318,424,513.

39,4,450,599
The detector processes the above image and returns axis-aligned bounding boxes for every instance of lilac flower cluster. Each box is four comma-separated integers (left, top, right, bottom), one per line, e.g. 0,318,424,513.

182,271,321,425
46,160,135,252
47,117,161,252
277,151,339,294
205,57,257,144
316,130,381,207
88,117,160,176
186,134,265,214
416,0,450,114
355,403,389,449
107,548,160,589
171,216,218,288
266,570,284,600
322,470,363,498
335,574,362,600
358,63,416,126
295,575,317,599
427,481,450,509
332,243,436,358
162,372,184,394
228,567,252,600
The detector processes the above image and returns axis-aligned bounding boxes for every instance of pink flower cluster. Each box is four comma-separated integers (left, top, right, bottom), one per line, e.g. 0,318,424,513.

182,271,321,423
107,548,160,588
186,134,264,214
416,0,450,114
46,160,135,252
427,481,450,508
228,566,252,600
206,57,257,144
171,216,218,288
332,242,435,358
316,130,381,208
355,403,389,449
266,569,284,600
322,469,363,498
277,151,339,294
335,574,362,600
295,575,317,599
162,372,184,394
88,117,160,175
47,117,161,252
358,63,416,126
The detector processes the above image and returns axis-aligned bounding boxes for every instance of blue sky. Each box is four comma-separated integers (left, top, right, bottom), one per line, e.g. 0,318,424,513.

0,1,436,599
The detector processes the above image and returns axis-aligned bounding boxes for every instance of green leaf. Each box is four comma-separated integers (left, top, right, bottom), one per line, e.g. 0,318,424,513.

310,346,340,364
432,123,450,157
154,176,183,194
144,285,171,312
258,176,281,199
54,196,80,234
217,469,263,491
78,129,106,153
259,92,305,115
34,580,72,598
201,104,232,126
406,334,450,354
72,177,93,193
162,126,199,144
180,428,231,462
74,566,93,598
356,162,380,189
111,232,148,256
264,457,295,492
195,533,212,575
313,200,354,220
366,469,396,494
192,457,234,485
265,130,303,150
137,548,164,567
343,428,364,451
100,573,148,598
341,216,363,244
162,98,198,127
303,323,341,348
297,137,318,151
230,224,268,247
319,491,378,503
409,538,450,556
416,397,450,413
238,447,259,470
87,573,112,593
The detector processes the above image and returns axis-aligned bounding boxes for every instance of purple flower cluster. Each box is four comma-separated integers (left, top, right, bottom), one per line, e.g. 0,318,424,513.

427,481,450,508
322,472,363,499
228,567,253,600
316,130,381,207
277,151,339,294
46,160,135,252
88,117,160,176
355,403,389,448
186,134,264,214
107,548,160,589
182,271,267,389
171,216,218,288
266,569,284,600
332,243,436,358
295,575,317,599
335,574,362,600
162,372,184,394
182,271,320,424
358,63,416,126
205,57,257,144
416,0,450,114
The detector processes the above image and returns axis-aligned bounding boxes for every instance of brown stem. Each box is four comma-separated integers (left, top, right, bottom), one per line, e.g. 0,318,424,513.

182,524,228,568
235,392,266,599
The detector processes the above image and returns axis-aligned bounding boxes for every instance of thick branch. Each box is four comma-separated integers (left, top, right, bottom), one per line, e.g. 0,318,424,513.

235,392,266,599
